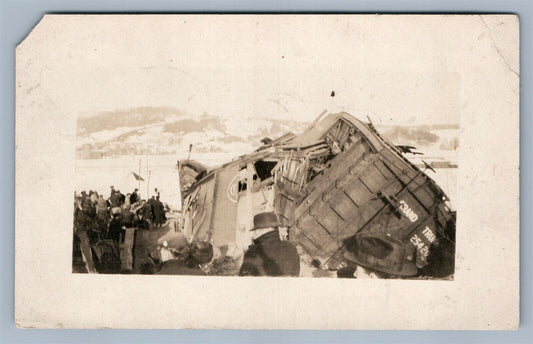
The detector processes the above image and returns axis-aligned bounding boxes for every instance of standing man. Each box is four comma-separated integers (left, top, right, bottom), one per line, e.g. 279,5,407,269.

142,199,154,231
109,186,120,211
130,188,139,205
152,196,165,228
239,212,300,277
117,190,126,206
107,212,124,243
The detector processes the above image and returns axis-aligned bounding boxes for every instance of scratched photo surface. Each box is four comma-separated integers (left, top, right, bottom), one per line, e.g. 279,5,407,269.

15,15,519,329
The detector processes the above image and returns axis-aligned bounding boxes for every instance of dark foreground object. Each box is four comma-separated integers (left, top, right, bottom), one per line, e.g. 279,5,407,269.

239,230,300,277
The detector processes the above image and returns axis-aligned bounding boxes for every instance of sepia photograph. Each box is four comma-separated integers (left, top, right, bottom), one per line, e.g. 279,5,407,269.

74,109,458,279
15,14,519,329
68,16,459,280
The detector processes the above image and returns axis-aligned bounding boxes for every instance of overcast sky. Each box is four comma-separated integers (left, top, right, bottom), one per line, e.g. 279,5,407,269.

22,15,518,126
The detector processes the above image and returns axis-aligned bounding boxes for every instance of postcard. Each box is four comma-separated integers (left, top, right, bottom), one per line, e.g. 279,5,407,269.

15,14,519,329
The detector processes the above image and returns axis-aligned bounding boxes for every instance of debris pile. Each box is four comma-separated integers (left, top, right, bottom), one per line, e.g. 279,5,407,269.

178,112,456,278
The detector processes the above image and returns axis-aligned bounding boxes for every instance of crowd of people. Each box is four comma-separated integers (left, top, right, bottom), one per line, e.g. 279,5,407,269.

75,186,168,232
73,189,303,276
155,211,301,277
73,186,170,273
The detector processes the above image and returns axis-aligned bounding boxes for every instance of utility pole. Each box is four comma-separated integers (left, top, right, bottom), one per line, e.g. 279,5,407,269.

187,144,193,160
147,170,152,200
138,158,141,191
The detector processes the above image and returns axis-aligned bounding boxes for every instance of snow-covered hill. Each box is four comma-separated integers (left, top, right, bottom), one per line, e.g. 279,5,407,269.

75,109,460,207
76,107,309,159
77,107,459,167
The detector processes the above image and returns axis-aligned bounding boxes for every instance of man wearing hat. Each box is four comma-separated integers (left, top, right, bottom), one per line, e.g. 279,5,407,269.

239,212,300,277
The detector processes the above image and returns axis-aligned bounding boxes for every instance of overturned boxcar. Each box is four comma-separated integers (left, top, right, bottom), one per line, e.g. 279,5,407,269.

177,112,456,278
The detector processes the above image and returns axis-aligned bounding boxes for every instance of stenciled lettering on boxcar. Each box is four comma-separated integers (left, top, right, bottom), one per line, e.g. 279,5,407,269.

398,200,419,223
409,225,437,265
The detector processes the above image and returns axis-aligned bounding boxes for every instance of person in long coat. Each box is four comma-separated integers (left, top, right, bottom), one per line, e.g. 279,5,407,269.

117,190,126,206
141,200,154,230
129,188,138,204
152,197,165,228
107,213,124,243
239,212,300,277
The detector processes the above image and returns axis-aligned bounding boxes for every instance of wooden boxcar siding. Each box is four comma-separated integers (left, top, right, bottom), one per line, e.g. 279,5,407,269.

292,135,383,267
294,133,370,218
291,121,453,270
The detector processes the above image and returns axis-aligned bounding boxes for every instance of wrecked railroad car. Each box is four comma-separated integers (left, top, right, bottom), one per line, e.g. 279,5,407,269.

177,112,456,278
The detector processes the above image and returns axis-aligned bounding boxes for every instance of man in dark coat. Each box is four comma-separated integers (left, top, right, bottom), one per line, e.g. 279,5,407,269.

107,213,124,243
141,200,154,230
152,196,165,228
239,212,300,277
117,190,126,206
130,188,139,204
